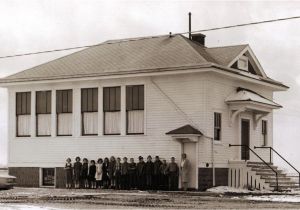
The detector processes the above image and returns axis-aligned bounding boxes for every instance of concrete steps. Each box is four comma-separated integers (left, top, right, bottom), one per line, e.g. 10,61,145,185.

247,162,299,191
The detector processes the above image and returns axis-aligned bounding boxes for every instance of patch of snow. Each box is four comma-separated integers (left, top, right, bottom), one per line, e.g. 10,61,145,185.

207,186,253,193
245,195,300,203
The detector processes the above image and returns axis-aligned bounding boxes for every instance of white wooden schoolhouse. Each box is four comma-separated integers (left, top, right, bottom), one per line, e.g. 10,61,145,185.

0,33,294,190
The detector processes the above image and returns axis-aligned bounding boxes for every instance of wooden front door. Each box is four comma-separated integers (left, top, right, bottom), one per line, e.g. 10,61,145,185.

241,119,250,160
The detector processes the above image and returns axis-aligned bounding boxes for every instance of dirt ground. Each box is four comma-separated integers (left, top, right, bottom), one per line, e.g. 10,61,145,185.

0,188,300,209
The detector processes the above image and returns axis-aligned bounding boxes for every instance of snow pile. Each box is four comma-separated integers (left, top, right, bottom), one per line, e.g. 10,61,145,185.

246,195,300,203
207,186,252,194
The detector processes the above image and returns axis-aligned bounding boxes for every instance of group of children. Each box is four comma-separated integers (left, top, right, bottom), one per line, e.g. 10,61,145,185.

64,155,180,191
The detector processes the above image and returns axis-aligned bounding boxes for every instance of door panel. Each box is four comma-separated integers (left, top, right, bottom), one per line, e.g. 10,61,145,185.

183,142,197,189
241,119,250,160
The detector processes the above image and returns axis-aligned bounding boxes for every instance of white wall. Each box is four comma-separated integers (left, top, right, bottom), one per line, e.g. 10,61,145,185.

6,71,276,168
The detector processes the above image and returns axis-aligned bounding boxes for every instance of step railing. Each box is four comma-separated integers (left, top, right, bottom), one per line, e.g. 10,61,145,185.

254,146,300,188
229,144,279,191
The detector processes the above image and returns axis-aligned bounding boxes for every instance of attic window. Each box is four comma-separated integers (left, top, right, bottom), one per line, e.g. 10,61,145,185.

237,56,248,71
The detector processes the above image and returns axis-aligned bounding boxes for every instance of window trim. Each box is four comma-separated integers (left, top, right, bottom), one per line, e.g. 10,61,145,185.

16,92,31,137
214,112,222,141
40,168,56,188
262,120,268,146
36,90,52,137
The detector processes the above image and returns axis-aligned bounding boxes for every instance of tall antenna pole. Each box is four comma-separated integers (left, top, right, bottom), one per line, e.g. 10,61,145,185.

188,12,192,40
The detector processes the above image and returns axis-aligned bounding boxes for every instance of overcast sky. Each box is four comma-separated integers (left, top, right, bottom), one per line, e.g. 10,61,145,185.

0,0,300,169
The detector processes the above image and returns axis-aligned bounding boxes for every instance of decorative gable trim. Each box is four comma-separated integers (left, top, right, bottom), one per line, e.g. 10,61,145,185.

228,46,267,78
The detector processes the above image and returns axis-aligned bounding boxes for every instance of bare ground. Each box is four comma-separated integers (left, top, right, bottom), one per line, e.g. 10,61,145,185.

0,188,300,209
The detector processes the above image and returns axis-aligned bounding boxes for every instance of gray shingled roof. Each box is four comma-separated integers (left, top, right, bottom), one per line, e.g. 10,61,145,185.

166,124,203,135
0,34,249,83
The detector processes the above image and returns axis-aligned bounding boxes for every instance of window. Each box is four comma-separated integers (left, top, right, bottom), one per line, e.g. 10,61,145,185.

16,92,31,137
42,168,55,186
126,85,144,134
56,90,72,136
262,120,268,146
36,91,51,136
214,112,221,141
81,88,98,135
237,56,249,71
103,87,121,135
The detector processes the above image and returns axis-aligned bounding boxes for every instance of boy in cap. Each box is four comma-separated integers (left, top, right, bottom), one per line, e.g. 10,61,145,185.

136,156,146,190
145,155,154,190
166,157,179,191
121,157,129,190
128,158,137,190
153,156,162,190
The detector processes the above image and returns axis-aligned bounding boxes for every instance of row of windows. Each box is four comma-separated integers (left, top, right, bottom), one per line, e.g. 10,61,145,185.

16,85,144,137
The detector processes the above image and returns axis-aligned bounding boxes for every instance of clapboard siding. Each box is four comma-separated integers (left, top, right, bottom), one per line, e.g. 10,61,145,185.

7,71,274,168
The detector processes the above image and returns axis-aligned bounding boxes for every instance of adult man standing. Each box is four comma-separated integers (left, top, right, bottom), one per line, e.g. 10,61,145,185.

180,153,190,191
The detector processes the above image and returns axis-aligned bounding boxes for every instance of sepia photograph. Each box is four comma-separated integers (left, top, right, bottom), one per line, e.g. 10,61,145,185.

0,0,300,209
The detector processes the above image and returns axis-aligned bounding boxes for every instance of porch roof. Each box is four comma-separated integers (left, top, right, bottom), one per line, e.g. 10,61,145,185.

225,87,282,109
166,124,203,136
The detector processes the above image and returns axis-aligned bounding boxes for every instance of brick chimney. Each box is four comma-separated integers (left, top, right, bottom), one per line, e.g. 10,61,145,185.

191,33,206,46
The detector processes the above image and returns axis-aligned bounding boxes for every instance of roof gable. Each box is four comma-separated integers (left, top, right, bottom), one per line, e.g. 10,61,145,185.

166,124,203,135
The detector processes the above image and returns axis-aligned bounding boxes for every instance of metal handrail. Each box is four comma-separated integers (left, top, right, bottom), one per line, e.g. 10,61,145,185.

229,144,279,191
254,146,300,188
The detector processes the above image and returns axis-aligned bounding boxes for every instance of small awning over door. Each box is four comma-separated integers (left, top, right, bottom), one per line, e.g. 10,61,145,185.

166,124,202,143
226,87,282,126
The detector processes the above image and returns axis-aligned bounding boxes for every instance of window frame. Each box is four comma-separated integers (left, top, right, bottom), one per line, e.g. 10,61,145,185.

56,89,73,136
214,112,222,141
103,86,121,135
40,168,56,187
36,91,52,137
81,88,98,136
16,92,31,137
262,120,268,146
126,85,144,135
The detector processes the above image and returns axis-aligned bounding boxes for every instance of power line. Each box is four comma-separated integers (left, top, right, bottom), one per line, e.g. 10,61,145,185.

0,15,300,60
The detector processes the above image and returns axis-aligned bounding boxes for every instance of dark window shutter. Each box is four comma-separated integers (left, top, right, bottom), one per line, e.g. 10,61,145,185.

132,86,139,110
81,89,88,112
56,90,62,113
115,87,121,111
26,92,31,114
16,93,22,115
46,91,51,113
126,86,133,111
138,85,144,110
92,88,98,112
67,90,72,113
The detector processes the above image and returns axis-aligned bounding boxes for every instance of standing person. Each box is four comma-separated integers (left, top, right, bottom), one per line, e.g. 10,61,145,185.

108,156,116,189
145,155,154,190
81,158,89,188
102,157,109,189
136,156,146,190
73,156,82,189
180,153,190,191
167,157,179,191
64,158,73,189
88,160,96,189
121,157,129,190
153,156,162,190
160,159,168,190
95,158,103,189
128,158,137,190
114,157,122,190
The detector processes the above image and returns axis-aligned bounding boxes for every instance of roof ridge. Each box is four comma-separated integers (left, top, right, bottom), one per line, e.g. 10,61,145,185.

208,44,248,49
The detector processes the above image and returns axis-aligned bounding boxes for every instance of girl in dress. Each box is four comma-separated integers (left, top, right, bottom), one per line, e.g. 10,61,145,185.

102,157,109,189
89,160,96,189
81,158,89,188
73,156,82,189
64,158,72,189
95,158,103,189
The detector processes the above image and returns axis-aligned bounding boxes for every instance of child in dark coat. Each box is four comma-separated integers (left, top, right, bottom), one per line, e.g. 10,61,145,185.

160,159,169,190
81,158,89,188
166,157,179,191
145,155,154,190
128,158,137,190
102,157,109,189
108,156,116,189
153,156,162,190
136,156,146,190
114,157,122,190
73,156,82,189
121,157,129,190
89,160,96,189
64,158,72,189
